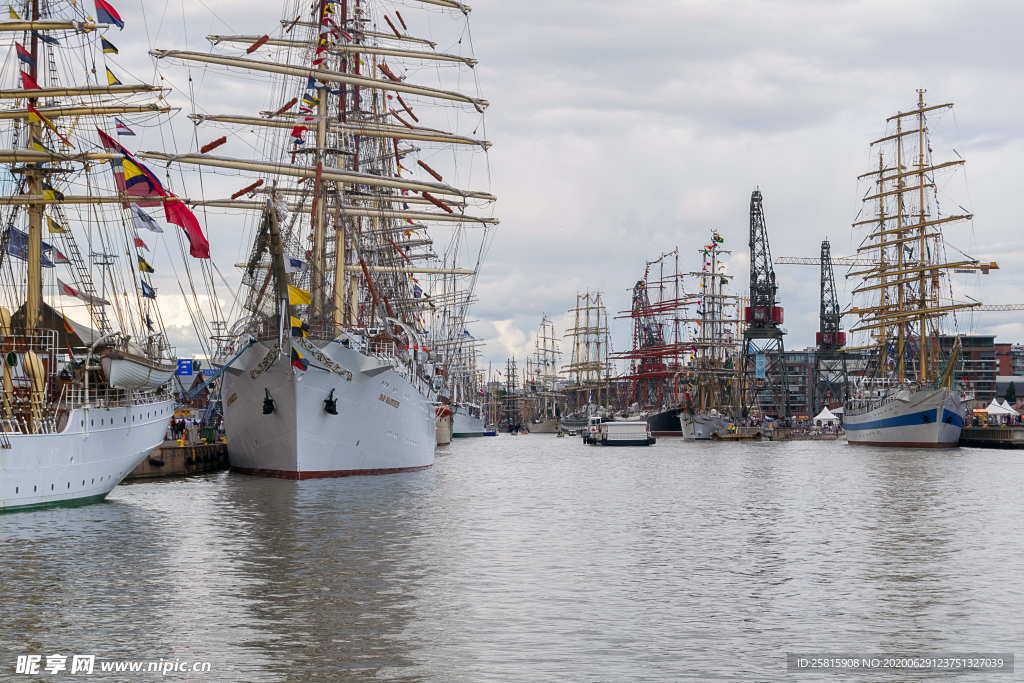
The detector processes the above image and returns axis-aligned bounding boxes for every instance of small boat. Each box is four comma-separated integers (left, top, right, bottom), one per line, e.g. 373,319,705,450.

595,421,656,447
101,349,177,391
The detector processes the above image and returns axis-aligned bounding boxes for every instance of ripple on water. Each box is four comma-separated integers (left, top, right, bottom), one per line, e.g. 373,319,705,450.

1,437,1023,681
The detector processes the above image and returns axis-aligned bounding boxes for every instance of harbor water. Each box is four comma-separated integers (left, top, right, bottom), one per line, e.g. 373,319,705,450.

2,436,1023,680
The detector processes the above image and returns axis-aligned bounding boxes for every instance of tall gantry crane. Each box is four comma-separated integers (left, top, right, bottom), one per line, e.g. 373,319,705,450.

742,189,790,420
813,240,848,409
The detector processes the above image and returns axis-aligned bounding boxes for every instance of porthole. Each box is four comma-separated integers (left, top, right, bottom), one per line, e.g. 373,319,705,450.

15,487,18,493
66,482,70,489
50,484,54,491
33,485,36,492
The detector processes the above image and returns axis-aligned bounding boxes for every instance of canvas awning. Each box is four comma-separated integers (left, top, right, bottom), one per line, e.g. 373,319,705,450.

1001,400,1019,416
11,301,106,350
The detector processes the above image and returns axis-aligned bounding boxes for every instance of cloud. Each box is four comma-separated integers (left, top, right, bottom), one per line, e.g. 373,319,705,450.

52,0,1022,374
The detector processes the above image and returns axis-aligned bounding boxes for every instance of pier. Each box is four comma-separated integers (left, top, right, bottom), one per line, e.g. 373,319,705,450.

959,425,1024,449
126,441,229,481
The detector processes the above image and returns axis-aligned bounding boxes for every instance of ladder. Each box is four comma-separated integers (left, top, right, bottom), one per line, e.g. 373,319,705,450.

50,203,113,334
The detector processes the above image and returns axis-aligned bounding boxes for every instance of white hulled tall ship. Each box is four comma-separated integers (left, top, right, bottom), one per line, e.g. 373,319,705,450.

151,0,496,477
844,90,996,447
0,0,197,511
561,291,612,431
525,315,561,433
678,232,742,440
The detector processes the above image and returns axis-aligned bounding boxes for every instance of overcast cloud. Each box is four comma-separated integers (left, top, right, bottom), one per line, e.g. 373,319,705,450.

109,0,1024,367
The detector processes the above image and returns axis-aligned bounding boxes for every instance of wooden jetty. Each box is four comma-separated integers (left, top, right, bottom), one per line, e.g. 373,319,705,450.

126,441,229,480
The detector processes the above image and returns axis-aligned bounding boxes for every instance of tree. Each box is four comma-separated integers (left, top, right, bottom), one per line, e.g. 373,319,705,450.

1007,382,1017,404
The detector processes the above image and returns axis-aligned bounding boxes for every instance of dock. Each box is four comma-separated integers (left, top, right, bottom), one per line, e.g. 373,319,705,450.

126,441,229,480
960,425,1024,449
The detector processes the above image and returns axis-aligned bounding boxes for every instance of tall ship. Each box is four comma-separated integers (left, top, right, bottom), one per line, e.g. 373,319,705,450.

151,0,496,477
844,90,995,447
0,0,189,511
612,250,687,435
561,291,612,431
525,315,561,433
678,231,742,439
429,288,485,441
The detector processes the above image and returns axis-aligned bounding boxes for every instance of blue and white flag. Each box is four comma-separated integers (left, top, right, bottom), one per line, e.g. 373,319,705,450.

130,203,163,233
284,256,306,273
140,280,156,299
6,227,55,267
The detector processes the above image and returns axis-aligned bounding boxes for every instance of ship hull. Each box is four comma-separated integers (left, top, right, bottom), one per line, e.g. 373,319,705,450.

680,412,730,440
222,339,435,479
648,407,683,436
436,412,453,446
453,409,485,438
845,387,963,447
0,399,173,513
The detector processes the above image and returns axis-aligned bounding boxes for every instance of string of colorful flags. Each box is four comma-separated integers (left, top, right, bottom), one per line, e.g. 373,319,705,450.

12,0,211,318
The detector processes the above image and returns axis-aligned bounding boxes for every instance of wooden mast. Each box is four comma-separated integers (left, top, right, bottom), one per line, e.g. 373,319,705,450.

915,88,930,382
25,0,42,332
332,0,350,331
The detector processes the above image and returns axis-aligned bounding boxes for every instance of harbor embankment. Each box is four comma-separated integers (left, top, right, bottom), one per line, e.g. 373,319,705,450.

126,441,229,481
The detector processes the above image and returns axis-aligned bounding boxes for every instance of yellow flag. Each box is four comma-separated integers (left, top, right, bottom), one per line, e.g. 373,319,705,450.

46,216,66,233
8,6,20,19
105,67,121,86
287,285,311,306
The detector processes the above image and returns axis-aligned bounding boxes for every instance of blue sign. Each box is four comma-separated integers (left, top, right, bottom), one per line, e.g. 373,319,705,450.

755,353,766,380
175,359,194,376
201,369,218,377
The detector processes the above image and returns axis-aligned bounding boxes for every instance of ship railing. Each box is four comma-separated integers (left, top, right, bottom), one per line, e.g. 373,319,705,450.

368,341,398,359
60,386,170,410
0,415,60,436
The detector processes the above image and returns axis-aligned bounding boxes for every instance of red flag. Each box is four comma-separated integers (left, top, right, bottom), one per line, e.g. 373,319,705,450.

133,235,148,250
164,196,210,259
96,128,165,207
20,71,41,90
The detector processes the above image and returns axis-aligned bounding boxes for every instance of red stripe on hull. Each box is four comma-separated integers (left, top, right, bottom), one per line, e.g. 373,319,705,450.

231,464,433,480
847,440,959,448
651,430,682,436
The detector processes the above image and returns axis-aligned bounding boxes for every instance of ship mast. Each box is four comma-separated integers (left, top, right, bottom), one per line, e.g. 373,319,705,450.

24,0,42,331
848,90,995,385
153,0,495,353
680,231,738,414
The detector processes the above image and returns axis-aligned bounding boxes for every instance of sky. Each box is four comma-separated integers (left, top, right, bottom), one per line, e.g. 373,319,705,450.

55,0,1024,369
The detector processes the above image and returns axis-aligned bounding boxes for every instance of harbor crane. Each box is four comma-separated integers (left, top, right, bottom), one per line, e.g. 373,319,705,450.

813,241,848,409
743,189,790,420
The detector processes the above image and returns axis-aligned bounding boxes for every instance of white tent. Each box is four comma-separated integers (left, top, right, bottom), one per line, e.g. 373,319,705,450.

813,406,840,426
986,399,1013,416
1001,400,1019,417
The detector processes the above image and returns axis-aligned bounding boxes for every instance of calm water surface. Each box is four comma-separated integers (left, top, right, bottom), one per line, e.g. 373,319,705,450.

2,436,1023,681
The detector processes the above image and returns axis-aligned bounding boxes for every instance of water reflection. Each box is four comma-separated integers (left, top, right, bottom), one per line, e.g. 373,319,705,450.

1,438,1022,680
